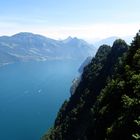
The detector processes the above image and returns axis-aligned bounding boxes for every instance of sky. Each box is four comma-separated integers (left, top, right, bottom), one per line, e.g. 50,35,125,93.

0,0,139,41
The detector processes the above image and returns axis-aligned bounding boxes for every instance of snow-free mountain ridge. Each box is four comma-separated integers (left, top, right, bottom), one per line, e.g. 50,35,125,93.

0,32,94,66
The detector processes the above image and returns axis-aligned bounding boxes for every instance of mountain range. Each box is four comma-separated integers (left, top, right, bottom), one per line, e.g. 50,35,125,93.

0,32,94,66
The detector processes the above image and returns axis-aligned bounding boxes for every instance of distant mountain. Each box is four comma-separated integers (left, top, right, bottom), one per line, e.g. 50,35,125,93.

0,32,94,66
122,35,133,44
94,36,133,48
94,36,119,47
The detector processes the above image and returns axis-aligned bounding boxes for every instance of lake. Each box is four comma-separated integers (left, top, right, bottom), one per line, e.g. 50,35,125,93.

0,60,82,140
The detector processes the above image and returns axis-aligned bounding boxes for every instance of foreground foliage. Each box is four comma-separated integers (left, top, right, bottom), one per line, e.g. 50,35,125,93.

42,31,140,140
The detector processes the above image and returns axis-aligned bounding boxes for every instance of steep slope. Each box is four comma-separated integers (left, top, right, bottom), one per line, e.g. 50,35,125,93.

0,33,94,65
78,56,92,73
42,37,131,140
86,32,140,140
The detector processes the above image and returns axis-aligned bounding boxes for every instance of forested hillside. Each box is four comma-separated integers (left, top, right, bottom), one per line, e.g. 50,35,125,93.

42,31,140,140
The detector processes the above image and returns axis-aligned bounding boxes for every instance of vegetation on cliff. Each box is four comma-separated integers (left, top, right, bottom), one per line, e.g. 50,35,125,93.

42,31,140,140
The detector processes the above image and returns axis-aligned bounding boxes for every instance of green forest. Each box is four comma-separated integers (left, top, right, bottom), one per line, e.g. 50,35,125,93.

42,31,140,140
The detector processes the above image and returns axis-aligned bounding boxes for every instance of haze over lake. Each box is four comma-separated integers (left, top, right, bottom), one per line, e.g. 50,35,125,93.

0,60,82,140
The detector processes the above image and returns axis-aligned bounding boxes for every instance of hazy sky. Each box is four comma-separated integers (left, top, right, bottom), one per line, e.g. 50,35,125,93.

0,0,139,40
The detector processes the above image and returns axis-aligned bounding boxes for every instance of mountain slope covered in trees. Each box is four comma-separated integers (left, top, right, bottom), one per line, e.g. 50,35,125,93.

42,31,140,140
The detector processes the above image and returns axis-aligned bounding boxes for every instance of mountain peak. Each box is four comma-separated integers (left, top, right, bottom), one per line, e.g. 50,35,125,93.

11,32,54,42
62,36,73,43
67,36,73,40
12,32,35,37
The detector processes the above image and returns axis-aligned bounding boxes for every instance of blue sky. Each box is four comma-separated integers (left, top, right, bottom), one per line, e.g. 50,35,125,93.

0,0,139,40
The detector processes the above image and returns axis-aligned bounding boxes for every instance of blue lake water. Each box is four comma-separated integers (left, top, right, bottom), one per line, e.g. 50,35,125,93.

0,60,82,140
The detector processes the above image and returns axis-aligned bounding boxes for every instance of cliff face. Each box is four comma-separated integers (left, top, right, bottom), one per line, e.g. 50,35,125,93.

42,32,140,140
